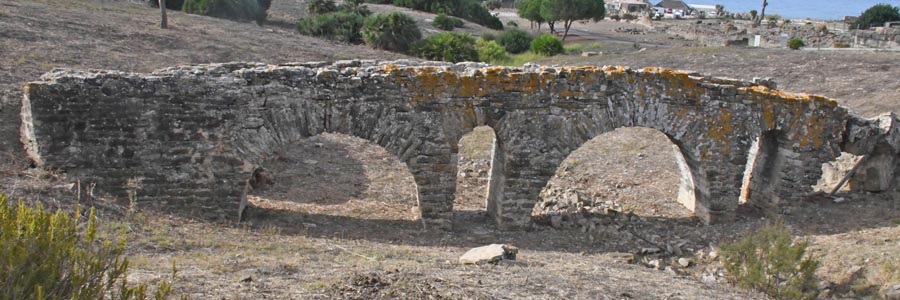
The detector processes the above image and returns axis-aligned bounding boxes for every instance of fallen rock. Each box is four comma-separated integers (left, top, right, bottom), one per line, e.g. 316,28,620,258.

459,244,518,265
677,257,692,268
581,51,598,57
883,283,900,300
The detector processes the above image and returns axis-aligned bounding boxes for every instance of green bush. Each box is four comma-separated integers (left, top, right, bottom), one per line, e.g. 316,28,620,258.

530,34,563,56
622,13,636,20
787,37,805,50
182,0,269,23
297,11,366,43
854,3,900,29
483,0,501,10
506,20,518,27
497,28,532,54
307,0,337,14
365,0,393,3
433,13,464,30
481,32,496,41
414,32,479,62
0,194,180,300
337,1,373,16
721,223,820,300
476,38,508,63
461,1,503,29
150,0,187,10
363,12,423,52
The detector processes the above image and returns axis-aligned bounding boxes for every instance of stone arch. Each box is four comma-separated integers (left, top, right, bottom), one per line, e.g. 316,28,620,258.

23,61,878,231
228,91,457,229
740,130,787,212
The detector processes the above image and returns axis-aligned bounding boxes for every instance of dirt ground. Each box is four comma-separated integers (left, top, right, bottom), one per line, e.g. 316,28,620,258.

2,1,900,299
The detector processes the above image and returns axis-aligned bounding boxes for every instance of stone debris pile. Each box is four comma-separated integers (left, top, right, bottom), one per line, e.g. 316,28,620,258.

532,185,625,229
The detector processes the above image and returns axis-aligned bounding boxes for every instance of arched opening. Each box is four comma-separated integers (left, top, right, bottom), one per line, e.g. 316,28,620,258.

532,127,692,229
739,130,785,212
454,126,497,228
242,133,420,230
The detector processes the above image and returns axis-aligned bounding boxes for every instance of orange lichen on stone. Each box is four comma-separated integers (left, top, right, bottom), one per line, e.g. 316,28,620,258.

740,85,839,107
602,66,629,78
708,109,735,147
798,113,826,148
761,101,777,129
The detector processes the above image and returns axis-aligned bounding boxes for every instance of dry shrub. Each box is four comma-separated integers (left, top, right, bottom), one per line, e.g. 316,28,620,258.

0,194,182,300
721,223,820,300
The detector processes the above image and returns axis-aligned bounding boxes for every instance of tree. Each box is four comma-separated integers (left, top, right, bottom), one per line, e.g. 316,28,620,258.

755,0,767,26
160,0,167,28
854,3,900,29
539,0,604,41
516,0,544,31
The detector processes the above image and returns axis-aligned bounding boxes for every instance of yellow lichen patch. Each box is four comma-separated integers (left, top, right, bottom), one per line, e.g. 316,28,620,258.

457,75,479,97
382,64,403,75
557,88,583,98
798,113,827,148
602,66,629,78
708,109,735,147
508,72,540,94
740,85,839,107
761,101,777,130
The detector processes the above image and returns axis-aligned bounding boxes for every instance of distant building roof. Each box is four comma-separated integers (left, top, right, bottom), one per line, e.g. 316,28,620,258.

655,0,691,11
611,0,651,5
688,4,716,11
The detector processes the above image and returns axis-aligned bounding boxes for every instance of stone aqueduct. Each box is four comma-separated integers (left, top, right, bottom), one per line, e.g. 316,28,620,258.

20,60,900,230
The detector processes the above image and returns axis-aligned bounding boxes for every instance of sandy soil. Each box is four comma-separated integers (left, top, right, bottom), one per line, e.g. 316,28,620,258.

1,1,900,299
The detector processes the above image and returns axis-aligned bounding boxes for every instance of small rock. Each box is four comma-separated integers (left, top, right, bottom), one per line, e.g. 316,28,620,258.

883,283,900,300
648,259,661,269
708,250,719,260
303,159,318,165
834,197,846,203
550,215,563,228
459,244,518,265
677,258,692,268
302,222,317,228
608,252,636,263
641,247,661,255
818,280,833,290
581,51,598,57
240,276,253,283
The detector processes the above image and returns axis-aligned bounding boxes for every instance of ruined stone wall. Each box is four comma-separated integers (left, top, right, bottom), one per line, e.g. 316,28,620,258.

20,60,897,230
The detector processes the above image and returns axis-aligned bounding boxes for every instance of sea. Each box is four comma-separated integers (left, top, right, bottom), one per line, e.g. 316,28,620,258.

681,0,900,20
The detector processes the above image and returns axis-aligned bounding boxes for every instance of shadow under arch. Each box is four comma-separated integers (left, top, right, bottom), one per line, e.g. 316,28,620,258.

228,96,460,230
533,127,699,222
242,133,420,225
481,113,713,230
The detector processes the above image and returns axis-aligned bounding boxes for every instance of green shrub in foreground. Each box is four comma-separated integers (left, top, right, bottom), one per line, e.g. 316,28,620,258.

297,11,367,43
476,38,508,63
182,0,269,23
721,223,819,300
497,28,532,54
0,194,180,300
362,12,423,52
787,37,805,50
530,34,563,56
414,32,479,62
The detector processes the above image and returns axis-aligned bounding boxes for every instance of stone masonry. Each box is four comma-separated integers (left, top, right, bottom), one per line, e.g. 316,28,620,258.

20,60,900,230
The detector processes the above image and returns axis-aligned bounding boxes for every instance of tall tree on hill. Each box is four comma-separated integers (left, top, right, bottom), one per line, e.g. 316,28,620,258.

755,0,767,26
539,0,605,41
516,0,544,32
160,0,167,28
